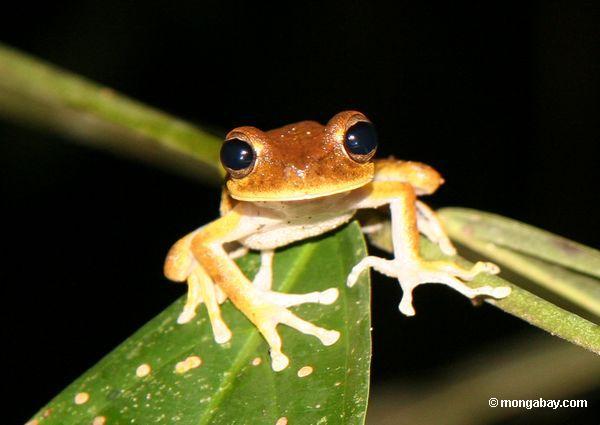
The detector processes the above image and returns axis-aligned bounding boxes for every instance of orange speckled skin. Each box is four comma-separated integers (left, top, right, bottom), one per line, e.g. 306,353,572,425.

225,111,375,201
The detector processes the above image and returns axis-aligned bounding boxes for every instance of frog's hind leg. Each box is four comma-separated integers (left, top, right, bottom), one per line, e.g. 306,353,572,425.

191,206,340,371
416,200,457,256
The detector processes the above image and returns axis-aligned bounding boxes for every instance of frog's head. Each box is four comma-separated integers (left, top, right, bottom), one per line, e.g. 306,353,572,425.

220,111,377,201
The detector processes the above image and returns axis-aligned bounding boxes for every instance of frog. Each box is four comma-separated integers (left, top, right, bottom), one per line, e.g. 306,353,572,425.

164,110,511,371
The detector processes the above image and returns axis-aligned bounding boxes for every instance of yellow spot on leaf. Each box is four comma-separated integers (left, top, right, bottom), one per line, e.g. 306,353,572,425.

297,366,314,377
74,392,90,405
136,363,152,378
92,416,106,425
275,417,288,425
251,357,262,366
175,355,203,374
188,355,202,368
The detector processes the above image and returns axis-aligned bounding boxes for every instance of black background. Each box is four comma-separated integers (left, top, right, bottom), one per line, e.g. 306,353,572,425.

1,1,598,424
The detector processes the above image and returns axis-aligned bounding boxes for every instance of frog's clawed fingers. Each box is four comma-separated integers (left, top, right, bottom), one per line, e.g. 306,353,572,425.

177,272,203,325
258,306,340,371
253,287,339,370
177,279,340,371
176,265,227,324
347,256,509,316
177,266,233,343
258,287,341,370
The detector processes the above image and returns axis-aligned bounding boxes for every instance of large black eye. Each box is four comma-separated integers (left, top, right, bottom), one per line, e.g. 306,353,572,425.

344,121,378,162
220,138,255,178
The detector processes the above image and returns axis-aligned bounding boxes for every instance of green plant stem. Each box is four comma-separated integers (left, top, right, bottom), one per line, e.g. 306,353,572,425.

439,208,600,279
442,229,600,319
0,43,224,183
439,208,600,321
421,241,600,354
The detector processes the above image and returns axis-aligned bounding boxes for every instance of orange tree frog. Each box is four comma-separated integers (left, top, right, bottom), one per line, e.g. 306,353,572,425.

164,111,511,371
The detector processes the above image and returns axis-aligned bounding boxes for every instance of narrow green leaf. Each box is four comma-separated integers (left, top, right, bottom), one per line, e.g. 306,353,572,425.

439,208,600,321
439,208,600,279
28,223,371,425
0,43,224,184
420,242,600,355
438,231,600,320
366,219,600,355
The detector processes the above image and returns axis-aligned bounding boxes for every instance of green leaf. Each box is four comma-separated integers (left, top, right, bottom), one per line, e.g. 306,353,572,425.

438,208,600,321
429,249,600,355
29,223,371,425
365,217,600,355
439,208,600,279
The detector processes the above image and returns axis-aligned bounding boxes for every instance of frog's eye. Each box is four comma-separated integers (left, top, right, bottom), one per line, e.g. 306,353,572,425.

344,121,378,163
220,138,256,178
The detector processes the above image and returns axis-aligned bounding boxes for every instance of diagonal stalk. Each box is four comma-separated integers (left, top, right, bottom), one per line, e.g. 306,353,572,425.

439,208,600,279
0,43,224,183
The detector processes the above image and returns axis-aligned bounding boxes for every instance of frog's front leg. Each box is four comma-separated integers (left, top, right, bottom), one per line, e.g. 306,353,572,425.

252,249,274,290
348,181,510,316
370,158,458,255
244,248,339,306
189,205,340,371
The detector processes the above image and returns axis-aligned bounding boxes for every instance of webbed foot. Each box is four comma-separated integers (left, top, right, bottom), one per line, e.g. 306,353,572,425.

236,286,340,371
347,256,509,315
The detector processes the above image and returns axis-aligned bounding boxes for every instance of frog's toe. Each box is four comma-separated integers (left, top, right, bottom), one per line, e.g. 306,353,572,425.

212,318,233,343
318,288,340,305
490,286,512,298
270,350,290,372
177,308,197,324
261,287,339,307
177,272,204,324
347,256,397,287
398,296,416,316
279,309,341,346
452,261,500,280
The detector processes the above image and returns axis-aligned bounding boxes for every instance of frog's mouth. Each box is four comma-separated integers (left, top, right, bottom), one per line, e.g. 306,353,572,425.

229,176,372,202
